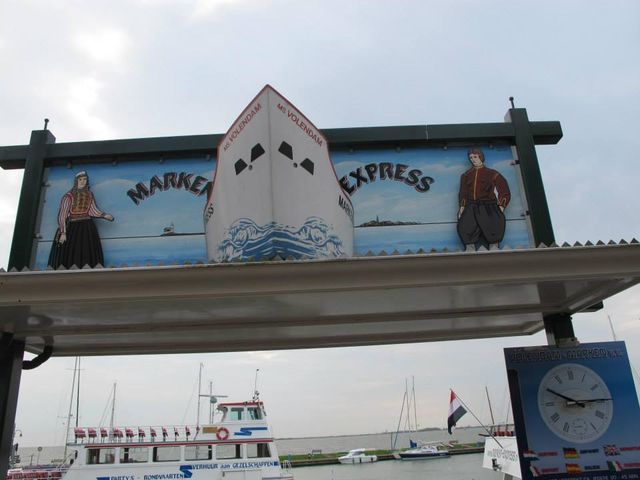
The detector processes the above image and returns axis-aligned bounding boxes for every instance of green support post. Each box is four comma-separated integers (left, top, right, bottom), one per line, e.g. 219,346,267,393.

505,109,556,247
8,129,56,270
0,336,25,475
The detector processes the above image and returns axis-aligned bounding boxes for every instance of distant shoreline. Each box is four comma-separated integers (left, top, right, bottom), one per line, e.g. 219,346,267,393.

275,427,445,441
357,220,422,228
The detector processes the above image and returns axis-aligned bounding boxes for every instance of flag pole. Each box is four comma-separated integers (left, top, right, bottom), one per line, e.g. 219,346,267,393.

451,389,504,449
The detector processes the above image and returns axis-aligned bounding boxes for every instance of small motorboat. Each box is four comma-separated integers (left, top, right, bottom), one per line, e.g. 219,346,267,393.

395,441,450,460
338,448,378,464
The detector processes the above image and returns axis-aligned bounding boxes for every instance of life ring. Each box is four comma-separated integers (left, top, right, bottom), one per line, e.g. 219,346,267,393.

216,427,230,440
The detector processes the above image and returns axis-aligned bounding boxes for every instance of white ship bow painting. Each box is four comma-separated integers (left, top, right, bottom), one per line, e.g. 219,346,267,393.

204,85,354,262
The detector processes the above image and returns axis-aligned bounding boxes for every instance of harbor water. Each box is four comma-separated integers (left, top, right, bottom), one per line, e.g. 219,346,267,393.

292,453,500,480
275,427,501,480
275,426,488,456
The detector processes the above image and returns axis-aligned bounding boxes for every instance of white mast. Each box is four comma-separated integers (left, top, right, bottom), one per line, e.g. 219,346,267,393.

485,385,496,428
75,358,81,428
196,363,203,426
607,315,618,341
208,381,213,424
110,383,117,429
411,376,417,431
63,357,79,464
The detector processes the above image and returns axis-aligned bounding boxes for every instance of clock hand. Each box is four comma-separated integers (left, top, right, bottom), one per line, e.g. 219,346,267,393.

579,397,612,404
546,388,586,407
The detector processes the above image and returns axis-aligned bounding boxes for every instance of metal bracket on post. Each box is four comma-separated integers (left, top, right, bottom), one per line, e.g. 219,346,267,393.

543,313,578,347
22,340,54,370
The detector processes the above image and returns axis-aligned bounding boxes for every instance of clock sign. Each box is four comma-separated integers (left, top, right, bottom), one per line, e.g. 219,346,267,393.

505,341,640,480
537,363,613,443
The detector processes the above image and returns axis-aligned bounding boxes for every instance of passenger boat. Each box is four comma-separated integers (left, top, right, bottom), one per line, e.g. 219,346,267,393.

337,449,377,465
395,441,450,460
7,399,292,480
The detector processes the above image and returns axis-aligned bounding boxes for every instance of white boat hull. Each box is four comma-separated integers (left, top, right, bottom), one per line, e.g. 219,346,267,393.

397,451,450,460
11,400,294,480
338,455,377,464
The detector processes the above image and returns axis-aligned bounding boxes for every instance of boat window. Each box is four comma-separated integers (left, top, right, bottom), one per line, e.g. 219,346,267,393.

247,407,262,420
216,443,242,460
230,408,243,421
120,447,148,463
185,445,212,461
153,446,181,462
247,443,271,458
87,448,115,465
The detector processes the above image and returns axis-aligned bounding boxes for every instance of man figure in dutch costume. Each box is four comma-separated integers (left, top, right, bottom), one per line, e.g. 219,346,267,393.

48,171,114,269
457,148,510,251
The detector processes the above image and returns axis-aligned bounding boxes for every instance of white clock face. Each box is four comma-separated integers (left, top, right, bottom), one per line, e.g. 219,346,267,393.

537,363,613,443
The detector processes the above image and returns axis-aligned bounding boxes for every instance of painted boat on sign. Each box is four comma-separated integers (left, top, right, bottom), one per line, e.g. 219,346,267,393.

337,449,378,465
204,84,354,263
6,399,292,480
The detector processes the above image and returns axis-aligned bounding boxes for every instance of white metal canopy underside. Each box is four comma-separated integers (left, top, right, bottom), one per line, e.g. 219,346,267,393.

1,243,638,356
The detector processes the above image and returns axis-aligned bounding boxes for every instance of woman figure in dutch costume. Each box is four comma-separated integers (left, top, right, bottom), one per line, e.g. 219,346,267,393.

48,171,114,269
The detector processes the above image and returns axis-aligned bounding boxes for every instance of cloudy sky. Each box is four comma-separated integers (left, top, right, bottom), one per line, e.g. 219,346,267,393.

1,0,639,447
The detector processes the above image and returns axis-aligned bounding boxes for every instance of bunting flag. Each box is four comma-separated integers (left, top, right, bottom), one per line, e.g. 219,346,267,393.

608,460,623,472
565,463,582,474
447,390,467,434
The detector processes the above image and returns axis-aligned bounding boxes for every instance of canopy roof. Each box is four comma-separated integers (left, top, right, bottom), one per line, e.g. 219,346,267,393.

1,242,638,356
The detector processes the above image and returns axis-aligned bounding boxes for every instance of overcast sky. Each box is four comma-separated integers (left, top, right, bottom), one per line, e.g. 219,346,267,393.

1,0,639,447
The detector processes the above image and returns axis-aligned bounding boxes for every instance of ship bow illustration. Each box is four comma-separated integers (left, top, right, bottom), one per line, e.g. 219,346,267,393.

204,85,354,262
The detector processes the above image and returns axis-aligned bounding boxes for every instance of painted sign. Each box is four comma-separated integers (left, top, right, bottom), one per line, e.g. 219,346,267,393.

204,85,354,262
31,89,534,269
505,342,640,479
333,144,530,254
34,157,213,269
483,436,522,478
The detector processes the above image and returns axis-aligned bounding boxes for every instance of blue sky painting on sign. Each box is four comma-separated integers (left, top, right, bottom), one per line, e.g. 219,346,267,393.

33,144,532,268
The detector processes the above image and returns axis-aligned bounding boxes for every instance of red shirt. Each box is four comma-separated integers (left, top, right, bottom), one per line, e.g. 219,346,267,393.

458,166,510,208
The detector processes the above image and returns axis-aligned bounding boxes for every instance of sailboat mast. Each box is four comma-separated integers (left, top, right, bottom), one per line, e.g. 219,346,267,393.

404,378,410,431
75,358,81,427
110,383,117,429
411,376,417,431
485,386,495,427
392,385,408,450
63,357,79,463
209,381,213,424
197,363,203,426
607,315,618,341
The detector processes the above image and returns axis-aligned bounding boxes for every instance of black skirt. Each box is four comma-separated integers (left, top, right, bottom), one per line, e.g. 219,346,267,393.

48,219,105,269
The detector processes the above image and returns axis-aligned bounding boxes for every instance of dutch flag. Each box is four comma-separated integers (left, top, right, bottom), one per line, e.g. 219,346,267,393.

447,390,467,434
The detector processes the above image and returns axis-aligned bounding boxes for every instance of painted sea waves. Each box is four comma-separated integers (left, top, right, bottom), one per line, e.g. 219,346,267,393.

33,218,531,269
218,217,346,261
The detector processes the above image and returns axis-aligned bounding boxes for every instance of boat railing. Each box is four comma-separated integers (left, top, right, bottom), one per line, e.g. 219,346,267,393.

69,424,210,444
6,467,67,480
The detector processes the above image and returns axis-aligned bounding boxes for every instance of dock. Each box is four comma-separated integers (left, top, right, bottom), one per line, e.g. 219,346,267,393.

284,443,484,467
